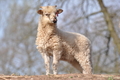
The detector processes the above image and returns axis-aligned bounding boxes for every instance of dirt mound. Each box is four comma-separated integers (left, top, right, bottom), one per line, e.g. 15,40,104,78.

0,74,120,80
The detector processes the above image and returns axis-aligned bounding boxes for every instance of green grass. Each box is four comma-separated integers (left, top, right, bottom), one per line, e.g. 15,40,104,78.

108,76,114,80
69,76,73,78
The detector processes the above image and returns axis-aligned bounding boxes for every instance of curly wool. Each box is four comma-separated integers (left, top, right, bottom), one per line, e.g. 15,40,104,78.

36,6,92,75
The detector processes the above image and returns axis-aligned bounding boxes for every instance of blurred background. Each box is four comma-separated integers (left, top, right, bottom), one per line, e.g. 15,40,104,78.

0,0,120,75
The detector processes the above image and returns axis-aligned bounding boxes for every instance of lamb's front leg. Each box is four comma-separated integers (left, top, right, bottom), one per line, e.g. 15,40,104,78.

44,54,50,75
53,51,61,75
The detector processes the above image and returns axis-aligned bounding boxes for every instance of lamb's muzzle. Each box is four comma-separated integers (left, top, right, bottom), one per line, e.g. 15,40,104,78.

36,5,92,75
52,17,57,23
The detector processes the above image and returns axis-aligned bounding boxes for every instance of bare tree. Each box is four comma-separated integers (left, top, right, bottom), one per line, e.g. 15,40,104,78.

98,0,120,54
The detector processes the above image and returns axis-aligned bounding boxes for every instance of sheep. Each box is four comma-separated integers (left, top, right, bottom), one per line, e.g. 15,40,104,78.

36,5,92,75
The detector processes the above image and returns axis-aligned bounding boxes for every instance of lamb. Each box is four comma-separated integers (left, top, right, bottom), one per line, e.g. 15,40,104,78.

36,5,92,75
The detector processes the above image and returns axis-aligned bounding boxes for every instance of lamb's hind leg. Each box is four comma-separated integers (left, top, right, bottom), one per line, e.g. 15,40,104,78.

69,59,83,73
75,50,92,74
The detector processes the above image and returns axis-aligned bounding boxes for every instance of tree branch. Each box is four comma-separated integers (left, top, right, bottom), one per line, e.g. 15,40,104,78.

64,10,102,26
98,0,120,54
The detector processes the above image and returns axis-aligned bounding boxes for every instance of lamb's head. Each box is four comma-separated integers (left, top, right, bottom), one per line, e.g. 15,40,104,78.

37,5,63,24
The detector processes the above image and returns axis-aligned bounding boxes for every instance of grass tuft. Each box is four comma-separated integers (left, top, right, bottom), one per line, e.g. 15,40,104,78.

69,76,73,78
108,76,114,80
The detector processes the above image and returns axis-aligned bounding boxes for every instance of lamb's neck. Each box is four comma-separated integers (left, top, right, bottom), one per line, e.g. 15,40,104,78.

39,22,58,35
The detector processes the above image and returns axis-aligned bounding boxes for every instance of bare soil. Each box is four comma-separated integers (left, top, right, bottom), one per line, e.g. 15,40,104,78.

0,74,120,80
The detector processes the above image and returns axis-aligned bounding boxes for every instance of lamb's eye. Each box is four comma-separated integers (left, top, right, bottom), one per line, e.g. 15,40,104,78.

45,14,50,16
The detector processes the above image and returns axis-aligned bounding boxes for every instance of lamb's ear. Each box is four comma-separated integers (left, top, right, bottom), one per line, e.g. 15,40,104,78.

37,10,43,14
57,9,63,14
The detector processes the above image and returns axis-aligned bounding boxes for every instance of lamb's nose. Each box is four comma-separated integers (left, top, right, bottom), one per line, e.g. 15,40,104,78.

53,19,57,23
53,17,57,23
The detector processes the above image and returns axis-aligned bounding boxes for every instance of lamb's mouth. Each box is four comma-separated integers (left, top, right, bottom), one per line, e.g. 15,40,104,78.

53,19,57,23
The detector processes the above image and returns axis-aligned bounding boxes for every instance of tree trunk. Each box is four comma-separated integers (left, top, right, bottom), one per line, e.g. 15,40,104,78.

97,0,120,54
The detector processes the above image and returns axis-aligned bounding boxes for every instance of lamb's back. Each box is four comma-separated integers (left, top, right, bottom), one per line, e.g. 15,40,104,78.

58,29,91,53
